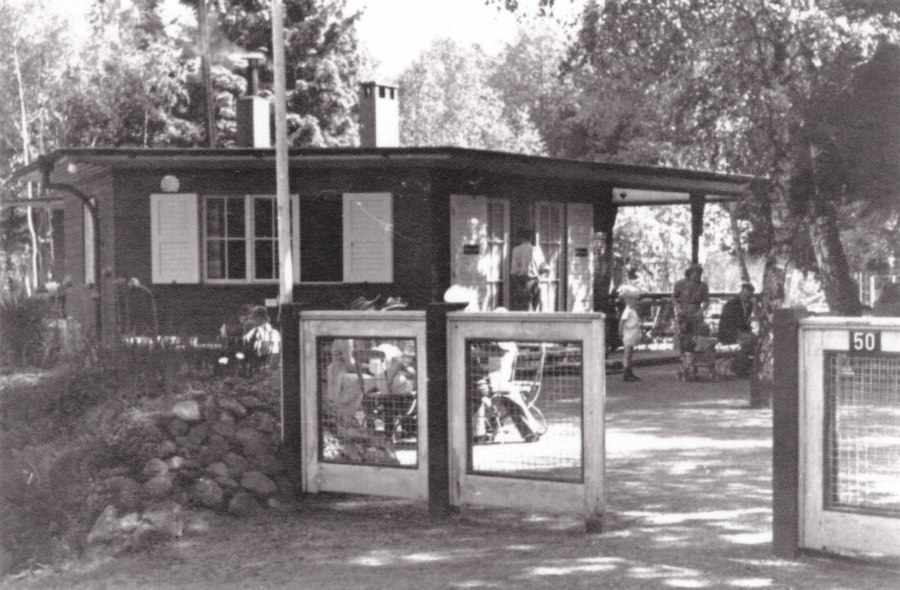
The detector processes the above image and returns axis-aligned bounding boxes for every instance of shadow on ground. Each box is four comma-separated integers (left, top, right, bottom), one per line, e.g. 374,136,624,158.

5,365,899,590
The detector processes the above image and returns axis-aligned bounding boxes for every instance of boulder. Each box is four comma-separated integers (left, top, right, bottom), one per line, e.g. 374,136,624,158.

144,472,173,499
191,478,224,509
166,456,186,470
240,471,277,497
87,505,121,545
186,423,209,446
167,418,190,438
119,512,141,534
142,458,169,481
105,476,143,513
227,491,263,516
158,439,178,457
142,505,184,538
223,452,249,476
246,412,278,434
123,521,168,552
219,398,247,418
233,428,265,453
205,461,230,480
248,451,282,476
211,418,235,439
172,400,201,422
238,395,263,410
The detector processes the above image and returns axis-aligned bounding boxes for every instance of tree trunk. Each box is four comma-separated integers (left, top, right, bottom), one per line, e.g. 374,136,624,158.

751,248,785,408
807,200,865,315
806,140,865,316
729,202,751,284
14,40,37,295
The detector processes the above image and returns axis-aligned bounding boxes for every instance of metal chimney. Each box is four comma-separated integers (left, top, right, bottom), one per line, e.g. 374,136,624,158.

236,53,270,148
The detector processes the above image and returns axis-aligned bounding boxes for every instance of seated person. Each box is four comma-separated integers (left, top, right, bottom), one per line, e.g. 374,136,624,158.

325,339,363,423
362,343,417,439
873,282,900,317
241,306,281,358
717,282,758,376
474,339,541,443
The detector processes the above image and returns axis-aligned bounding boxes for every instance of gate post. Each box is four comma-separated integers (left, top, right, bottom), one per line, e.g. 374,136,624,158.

772,307,808,558
279,303,303,495
426,302,468,519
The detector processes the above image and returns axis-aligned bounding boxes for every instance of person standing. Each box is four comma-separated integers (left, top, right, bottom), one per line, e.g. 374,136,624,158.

618,285,642,382
672,264,710,365
509,228,548,311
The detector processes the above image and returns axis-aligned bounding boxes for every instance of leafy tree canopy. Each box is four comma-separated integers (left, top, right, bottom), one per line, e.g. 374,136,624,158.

398,37,545,155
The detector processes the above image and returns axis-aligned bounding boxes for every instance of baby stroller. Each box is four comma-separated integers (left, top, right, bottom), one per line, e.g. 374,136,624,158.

355,343,418,444
677,334,722,381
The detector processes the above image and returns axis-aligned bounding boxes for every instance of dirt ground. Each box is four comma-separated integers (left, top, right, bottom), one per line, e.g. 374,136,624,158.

4,363,899,590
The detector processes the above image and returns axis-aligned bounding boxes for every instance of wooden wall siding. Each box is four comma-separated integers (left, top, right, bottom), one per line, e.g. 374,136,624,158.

60,171,114,340
89,162,604,338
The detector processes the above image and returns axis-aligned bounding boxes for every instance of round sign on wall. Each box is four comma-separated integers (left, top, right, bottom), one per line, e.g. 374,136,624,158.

160,175,180,193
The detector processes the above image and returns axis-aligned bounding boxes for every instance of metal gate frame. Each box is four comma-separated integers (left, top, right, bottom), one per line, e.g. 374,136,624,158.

798,316,900,557
299,310,429,500
446,311,606,521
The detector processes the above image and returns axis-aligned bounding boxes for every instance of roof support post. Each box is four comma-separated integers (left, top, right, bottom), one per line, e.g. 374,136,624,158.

689,193,706,265
594,189,618,314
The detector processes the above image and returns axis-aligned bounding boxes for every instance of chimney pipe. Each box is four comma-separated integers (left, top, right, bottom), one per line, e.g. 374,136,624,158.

246,53,264,96
236,53,271,148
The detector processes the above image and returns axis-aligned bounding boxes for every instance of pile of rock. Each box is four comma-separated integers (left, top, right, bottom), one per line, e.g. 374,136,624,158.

86,375,292,555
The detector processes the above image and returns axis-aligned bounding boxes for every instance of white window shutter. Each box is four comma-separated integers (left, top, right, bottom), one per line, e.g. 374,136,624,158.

449,194,490,311
343,193,393,283
567,202,594,312
150,193,200,284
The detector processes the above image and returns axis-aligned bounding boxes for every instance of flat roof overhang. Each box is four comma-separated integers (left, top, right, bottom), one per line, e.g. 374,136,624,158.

11,146,756,202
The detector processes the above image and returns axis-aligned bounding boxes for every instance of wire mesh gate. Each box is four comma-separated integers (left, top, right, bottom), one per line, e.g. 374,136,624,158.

300,311,429,500
799,317,900,557
447,312,605,520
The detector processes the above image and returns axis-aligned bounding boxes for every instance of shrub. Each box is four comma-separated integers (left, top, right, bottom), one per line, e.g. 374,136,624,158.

0,293,52,368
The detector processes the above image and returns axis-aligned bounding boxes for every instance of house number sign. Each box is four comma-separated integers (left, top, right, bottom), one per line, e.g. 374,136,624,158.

849,330,881,353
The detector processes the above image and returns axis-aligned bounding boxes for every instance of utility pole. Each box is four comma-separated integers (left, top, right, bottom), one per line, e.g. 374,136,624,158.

272,0,293,304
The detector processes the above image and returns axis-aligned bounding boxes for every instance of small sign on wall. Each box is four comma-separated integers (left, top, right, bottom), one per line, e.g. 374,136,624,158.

849,330,881,353
463,244,480,255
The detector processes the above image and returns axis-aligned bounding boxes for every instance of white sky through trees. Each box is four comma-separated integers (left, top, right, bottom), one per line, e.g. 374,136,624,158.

26,0,584,83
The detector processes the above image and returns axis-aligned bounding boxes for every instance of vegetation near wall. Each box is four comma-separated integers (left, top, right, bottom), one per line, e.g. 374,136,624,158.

0,351,286,576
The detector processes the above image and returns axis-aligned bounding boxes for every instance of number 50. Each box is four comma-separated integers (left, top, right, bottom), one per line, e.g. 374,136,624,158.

850,331,879,352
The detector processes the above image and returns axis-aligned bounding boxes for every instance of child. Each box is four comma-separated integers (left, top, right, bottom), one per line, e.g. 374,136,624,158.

618,285,642,382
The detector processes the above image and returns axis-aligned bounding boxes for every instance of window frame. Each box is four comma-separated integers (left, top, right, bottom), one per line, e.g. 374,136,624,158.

202,194,300,284
200,192,391,285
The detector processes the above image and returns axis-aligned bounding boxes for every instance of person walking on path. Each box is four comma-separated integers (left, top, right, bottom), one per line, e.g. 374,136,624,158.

509,228,548,311
618,285,642,382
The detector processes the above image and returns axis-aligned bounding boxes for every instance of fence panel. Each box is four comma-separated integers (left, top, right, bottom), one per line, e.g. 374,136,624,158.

799,317,900,557
447,312,605,522
300,311,429,500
